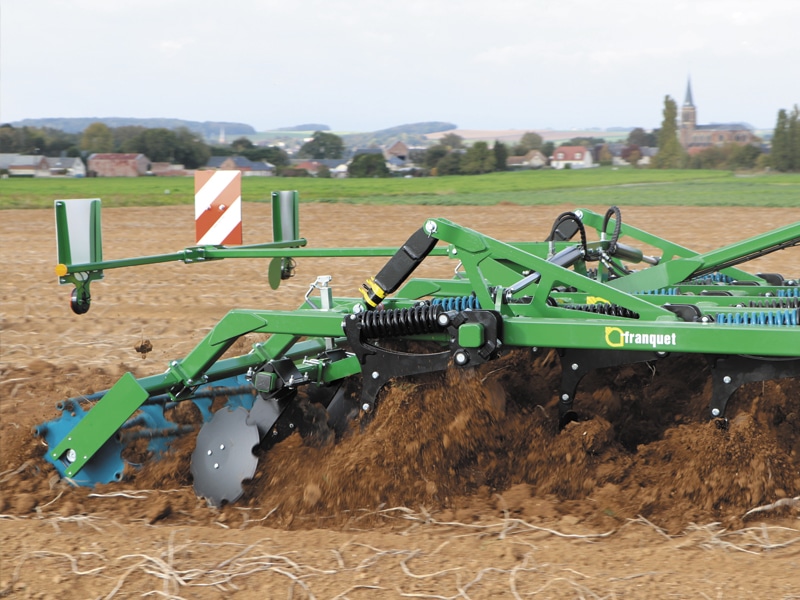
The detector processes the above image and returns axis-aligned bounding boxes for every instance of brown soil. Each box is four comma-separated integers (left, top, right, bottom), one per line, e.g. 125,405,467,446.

2,203,800,599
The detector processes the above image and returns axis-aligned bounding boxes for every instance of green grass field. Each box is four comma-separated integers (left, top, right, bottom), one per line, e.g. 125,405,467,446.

2,169,799,209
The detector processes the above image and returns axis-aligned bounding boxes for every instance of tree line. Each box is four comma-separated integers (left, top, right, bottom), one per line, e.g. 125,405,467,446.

3,104,799,176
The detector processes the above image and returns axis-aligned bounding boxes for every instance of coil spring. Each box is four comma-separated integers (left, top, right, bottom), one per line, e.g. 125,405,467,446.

432,295,481,311
713,309,799,326
686,272,735,285
359,304,445,338
563,303,640,319
778,287,800,298
746,298,800,309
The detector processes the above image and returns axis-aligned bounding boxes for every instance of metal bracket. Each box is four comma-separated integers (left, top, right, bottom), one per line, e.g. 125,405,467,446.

707,355,800,419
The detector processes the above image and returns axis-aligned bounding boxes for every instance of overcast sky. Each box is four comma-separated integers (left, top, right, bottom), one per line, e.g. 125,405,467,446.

2,0,798,133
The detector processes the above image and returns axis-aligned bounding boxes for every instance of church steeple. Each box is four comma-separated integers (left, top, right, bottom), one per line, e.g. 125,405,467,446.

683,78,695,107
680,77,697,148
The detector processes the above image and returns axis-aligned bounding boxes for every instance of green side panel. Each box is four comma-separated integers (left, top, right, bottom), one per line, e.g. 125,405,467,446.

90,198,103,262
54,201,72,266
50,372,149,477
607,257,704,292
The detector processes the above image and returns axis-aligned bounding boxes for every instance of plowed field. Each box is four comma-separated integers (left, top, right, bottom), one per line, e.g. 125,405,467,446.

2,203,799,599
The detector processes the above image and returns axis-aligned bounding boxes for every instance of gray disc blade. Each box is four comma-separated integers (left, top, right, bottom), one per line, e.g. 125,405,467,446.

191,407,260,507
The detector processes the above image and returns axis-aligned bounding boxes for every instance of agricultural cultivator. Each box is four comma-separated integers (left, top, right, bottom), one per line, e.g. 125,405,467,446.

38,194,800,507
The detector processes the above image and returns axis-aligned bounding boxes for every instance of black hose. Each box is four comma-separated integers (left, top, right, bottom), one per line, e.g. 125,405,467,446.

549,211,588,256
601,206,622,254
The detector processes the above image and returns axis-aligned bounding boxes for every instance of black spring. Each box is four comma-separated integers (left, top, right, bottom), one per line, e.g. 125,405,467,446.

747,298,800,309
359,304,445,338
563,303,640,319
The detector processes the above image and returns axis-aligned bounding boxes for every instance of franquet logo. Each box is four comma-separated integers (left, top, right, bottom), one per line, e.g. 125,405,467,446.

605,327,677,349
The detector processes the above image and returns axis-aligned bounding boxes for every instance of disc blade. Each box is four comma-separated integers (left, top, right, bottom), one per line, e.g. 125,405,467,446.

191,407,259,507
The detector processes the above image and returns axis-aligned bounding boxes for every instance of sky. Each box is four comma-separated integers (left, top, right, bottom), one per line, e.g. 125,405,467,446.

1,0,798,133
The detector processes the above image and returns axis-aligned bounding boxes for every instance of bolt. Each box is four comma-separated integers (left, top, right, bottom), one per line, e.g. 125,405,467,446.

362,403,371,412
214,463,219,469
437,313,450,327
571,363,579,371
454,351,469,365
289,423,295,429
219,444,225,450
207,449,212,456
424,220,438,234
66,449,77,463
372,371,379,379
711,408,721,417
723,376,732,384
561,393,570,401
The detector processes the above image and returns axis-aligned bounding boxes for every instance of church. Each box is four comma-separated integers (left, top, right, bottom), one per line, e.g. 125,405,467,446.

679,79,757,151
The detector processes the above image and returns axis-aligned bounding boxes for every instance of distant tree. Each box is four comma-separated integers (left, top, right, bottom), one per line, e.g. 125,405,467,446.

0,125,53,154
348,153,390,178
512,131,543,155
728,144,761,170
461,142,496,174
40,127,79,155
598,143,613,166
651,96,685,169
621,144,642,167
316,164,332,178
423,144,449,169
114,126,147,152
771,105,800,171
492,140,508,171
627,127,657,147
138,128,178,162
791,105,800,171
231,136,254,152
80,122,114,153
436,151,462,175
439,133,465,150
298,131,344,159
564,136,605,148
541,141,555,159
172,127,211,169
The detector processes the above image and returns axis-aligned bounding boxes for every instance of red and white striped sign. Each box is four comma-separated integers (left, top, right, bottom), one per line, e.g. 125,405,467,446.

194,170,242,245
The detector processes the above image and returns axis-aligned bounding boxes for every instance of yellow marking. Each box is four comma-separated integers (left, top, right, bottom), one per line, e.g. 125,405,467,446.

587,296,610,305
55,264,69,277
604,326,624,348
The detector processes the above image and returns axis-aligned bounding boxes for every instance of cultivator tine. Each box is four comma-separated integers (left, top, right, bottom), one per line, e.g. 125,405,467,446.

556,348,667,428
708,355,800,420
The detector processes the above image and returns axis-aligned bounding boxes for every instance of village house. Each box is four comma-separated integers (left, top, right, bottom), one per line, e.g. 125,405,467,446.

550,146,594,170
206,156,275,176
0,153,49,177
45,156,87,177
506,149,547,170
291,159,349,177
88,153,150,177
